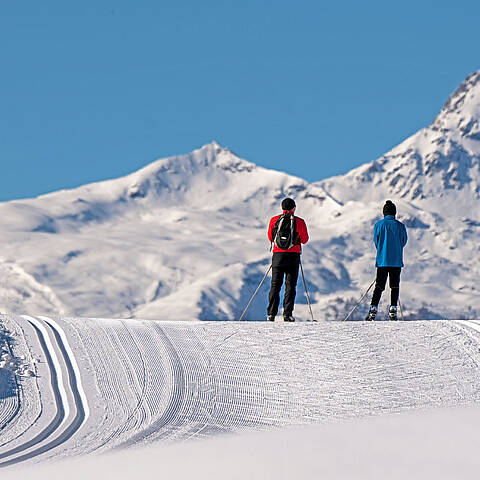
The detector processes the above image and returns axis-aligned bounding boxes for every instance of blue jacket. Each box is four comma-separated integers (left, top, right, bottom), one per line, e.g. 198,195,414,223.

374,215,408,267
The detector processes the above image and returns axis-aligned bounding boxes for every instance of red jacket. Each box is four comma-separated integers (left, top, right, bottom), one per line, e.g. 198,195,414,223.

268,210,309,253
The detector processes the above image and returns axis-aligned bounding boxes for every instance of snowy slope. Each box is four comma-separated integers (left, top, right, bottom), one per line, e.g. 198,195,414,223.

4,405,480,480
2,314,480,469
0,71,480,320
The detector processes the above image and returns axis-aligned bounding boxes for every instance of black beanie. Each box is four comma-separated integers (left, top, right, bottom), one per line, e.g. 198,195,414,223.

281,198,296,211
383,200,396,216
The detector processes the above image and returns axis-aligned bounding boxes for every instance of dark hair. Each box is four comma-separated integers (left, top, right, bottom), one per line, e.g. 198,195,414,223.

383,200,396,216
281,198,296,211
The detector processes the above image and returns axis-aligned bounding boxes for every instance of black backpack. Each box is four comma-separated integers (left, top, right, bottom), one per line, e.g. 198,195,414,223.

271,213,297,250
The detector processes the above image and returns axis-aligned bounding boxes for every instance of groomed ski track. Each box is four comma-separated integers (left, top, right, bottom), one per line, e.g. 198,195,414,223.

0,327,21,441
2,316,480,467
0,316,88,467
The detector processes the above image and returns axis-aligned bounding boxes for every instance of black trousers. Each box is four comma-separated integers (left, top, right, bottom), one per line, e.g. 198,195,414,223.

267,252,300,317
371,267,402,306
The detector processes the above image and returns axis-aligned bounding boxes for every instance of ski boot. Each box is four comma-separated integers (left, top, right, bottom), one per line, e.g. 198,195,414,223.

365,305,377,321
267,315,275,322
283,315,295,322
389,306,398,321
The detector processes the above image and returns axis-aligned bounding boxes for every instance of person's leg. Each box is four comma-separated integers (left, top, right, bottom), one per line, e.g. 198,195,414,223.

267,255,285,317
371,268,388,306
389,267,402,306
283,254,300,317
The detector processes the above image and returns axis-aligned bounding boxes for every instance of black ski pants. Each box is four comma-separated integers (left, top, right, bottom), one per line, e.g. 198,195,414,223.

371,267,402,307
267,252,300,317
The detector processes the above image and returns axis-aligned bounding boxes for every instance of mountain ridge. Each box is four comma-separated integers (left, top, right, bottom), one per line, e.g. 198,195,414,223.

319,70,480,206
433,70,480,135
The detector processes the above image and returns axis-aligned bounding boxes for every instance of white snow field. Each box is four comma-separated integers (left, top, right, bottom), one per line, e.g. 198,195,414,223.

0,71,479,321
4,405,480,480
2,313,480,477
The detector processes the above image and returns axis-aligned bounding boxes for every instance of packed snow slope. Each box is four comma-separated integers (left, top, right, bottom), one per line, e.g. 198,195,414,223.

2,314,480,468
5,405,480,480
1,71,480,320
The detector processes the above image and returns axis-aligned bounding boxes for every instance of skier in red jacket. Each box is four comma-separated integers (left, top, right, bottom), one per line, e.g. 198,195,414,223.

267,198,309,322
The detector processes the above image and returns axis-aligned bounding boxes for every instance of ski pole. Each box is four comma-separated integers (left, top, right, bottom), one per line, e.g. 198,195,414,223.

238,264,272,321
342,280,376,322
398,298,405,321
299,261,316,322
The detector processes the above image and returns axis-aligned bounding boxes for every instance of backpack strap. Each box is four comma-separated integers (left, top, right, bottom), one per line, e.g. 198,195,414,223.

289,215,295,245
271,214,284,251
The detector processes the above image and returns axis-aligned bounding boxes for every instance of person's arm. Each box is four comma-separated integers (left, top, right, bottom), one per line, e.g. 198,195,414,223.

402,224,408,247
267,217,275,242
298,218,309,244
374,223,380,247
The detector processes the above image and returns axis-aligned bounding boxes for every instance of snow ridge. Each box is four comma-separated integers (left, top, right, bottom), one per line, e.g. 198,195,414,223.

433,70,480,135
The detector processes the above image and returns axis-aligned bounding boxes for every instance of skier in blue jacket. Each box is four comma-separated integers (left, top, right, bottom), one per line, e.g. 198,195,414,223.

366,200,408,321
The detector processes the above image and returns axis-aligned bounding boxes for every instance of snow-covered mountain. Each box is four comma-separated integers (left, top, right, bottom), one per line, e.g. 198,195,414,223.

1,71,480,320
321,70,480,206
317,70,480,319
0,141,341,320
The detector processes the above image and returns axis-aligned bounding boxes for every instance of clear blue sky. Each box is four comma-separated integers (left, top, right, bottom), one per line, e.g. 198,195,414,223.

1,0,479,201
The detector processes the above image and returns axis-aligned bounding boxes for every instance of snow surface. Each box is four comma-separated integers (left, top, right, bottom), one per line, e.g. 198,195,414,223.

2,314,480,472
0,72,480,320
3,404,480,480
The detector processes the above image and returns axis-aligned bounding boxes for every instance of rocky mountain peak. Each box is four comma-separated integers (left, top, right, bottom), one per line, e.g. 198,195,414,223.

432,70,480,137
